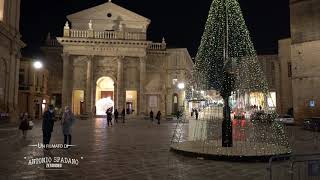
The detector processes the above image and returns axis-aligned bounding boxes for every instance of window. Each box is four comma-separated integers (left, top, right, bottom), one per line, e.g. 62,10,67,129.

0,0,4,21
288,62,292,78
19,74,24,84
19,69,24,84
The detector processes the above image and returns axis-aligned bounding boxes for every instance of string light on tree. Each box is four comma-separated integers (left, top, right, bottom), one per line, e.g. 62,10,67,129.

195,0,269,147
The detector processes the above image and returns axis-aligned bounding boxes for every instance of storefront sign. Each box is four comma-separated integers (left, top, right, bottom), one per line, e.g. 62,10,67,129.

310,100,315,108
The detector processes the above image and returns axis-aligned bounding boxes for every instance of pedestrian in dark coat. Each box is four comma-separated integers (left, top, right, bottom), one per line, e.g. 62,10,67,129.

114,109,119,123
176,110,181,120
61,106,75,148
156,111,161,125
106,109,113,127
150,110,154,121
195,109,199,120
42,105,55,147
19,113,29,138
121,108,125,123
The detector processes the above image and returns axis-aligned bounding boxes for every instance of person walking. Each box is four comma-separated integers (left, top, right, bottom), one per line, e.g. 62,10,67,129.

195,109,199,120
42,105,55,148
176,110,181,120
19,112,29,139
114,109,119,123
150,110,154,122
156,111,161,125
121,108,125,123
61,106,76,148
106,108,113,127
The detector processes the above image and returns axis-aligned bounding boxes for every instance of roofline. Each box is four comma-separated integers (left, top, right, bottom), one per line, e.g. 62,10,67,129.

67,2,151,23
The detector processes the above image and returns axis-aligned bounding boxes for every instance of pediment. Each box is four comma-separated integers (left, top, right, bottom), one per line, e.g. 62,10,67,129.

67,1,150,27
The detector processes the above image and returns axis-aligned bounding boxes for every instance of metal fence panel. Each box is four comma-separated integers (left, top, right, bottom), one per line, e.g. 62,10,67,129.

268,154,320,180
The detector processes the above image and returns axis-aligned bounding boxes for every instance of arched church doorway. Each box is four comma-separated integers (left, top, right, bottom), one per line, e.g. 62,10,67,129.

173,93,179,114
95,76,114,115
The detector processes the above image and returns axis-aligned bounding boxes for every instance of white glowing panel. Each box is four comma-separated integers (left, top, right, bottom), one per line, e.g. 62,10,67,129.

96,97,114,115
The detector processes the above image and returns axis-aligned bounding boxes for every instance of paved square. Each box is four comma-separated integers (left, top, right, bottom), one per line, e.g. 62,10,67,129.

0,117,318,180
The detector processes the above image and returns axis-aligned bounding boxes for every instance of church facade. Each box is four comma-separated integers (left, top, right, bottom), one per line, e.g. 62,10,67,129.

55,1,193,116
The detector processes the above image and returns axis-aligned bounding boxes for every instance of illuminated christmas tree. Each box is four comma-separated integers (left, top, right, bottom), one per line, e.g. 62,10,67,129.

195,0,268,147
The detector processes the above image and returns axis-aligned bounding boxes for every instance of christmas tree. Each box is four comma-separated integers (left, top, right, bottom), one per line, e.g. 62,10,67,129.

195,0,268,147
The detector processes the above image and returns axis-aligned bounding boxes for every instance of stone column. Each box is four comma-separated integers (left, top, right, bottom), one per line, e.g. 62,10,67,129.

86,56,93,115
117,57,124,111
160,69,167,116
139,57,147,115
62,53,73,109
14,52,21,112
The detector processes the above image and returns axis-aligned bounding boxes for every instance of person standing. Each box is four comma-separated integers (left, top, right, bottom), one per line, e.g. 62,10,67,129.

121,108,125,123
106,108,113,127
114,109,119,123
42,105,55,148
150,110,154,122
61,106,75,148
195,109,199,120
19,113,29,139
156,111,161,125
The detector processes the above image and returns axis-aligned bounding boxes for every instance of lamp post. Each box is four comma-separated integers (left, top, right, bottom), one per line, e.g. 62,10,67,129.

32,60,43,120
177,82,185,114
221,0,235,147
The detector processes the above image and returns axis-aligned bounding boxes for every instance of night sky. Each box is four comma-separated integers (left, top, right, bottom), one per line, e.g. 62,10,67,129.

20,0,290,57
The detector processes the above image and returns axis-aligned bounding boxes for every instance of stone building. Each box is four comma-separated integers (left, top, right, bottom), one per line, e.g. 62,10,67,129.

258,55,279,109
0,0,24,121
277,0,320,122
230,55,279,111
277,39,293,116
51,1,193,116
41,34,63,109
18,58,50,120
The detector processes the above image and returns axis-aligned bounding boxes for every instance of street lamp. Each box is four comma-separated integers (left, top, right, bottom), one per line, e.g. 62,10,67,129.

177,82,186,114
33,61,43,69
32,60,43,120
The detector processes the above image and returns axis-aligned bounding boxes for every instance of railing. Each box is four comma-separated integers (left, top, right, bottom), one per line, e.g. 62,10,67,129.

267,154,320,180
148,42,166,50
94,31,121,39
70,29,89,38
66,29,147,41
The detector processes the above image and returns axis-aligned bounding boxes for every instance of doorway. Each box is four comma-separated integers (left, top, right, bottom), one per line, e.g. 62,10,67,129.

72,90,84,115
126,91,137,115
96,77,114,115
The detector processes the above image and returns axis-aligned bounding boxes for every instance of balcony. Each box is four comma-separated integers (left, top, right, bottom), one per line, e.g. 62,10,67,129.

148,42,166,51
64,29,147,41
